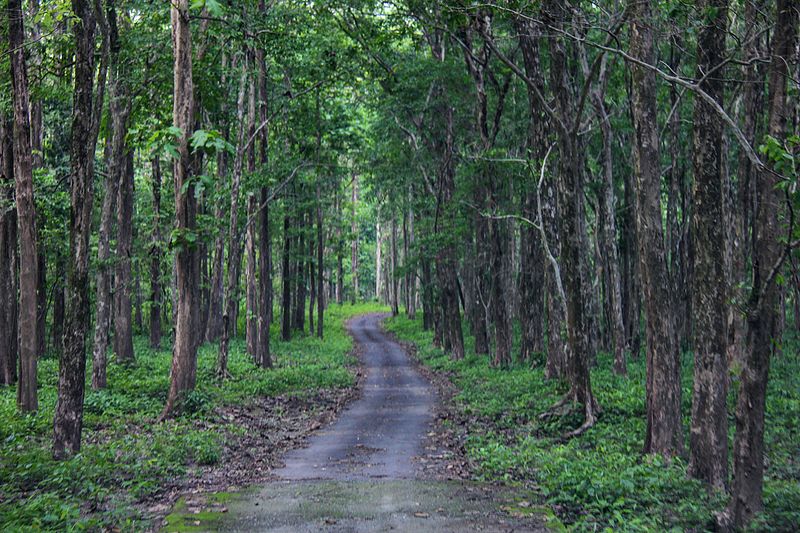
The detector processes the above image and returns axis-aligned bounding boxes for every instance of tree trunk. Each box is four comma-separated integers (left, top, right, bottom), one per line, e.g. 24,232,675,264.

256,32,272,367
51,255,65,356
591,75,627,375
391,216,399,316
54,0,105,457
375,219,382,304
688,0,729,490
281,207,292,340
218,66,249,376
246,193,258,355
245,74,258,356
162,0,199,418
726,2,798,527
543,2,597,423
351,176,359,304
36,243,46,358
149,158,163,349
115,144,135,364
8,0,39,413
316,181,324,337
0,115,19,386
629,0,682,456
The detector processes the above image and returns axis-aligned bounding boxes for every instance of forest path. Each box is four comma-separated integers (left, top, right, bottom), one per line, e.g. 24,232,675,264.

274,312,435,480
211,314,547,532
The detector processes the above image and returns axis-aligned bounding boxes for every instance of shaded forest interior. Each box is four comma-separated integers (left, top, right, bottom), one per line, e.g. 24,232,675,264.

1,0,799,531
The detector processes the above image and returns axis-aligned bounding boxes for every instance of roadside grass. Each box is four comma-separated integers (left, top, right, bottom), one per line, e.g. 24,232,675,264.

386,314,800,532
0,302,386,532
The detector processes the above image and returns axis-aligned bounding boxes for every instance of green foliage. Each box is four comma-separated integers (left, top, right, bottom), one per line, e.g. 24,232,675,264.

0,304,384,531
386,315,800,532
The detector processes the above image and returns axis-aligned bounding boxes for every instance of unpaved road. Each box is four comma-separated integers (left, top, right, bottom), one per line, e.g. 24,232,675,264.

215,314,547,532
277,313,435,480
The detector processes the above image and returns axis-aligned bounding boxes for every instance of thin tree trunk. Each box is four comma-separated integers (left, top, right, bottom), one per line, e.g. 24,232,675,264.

629,0,682,456
375,219,382,304
256,27,272,367
351,175,359,304
162,0,199,418
8,0,39,412
280,206,293,339
391,216,399,316
316,183,324,338
149,158,163,349
246,193,258,356
218,66,249,376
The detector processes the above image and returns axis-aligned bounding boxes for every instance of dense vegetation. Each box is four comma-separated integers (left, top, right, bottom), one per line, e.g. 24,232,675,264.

1,0,799,531
1,303,377,530
388,316,800,531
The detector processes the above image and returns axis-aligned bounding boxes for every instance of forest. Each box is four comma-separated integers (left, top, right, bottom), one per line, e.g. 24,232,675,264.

1,0,798,531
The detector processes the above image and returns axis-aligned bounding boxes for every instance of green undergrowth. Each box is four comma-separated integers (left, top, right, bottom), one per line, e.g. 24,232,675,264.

0,302,386,532
386,315,800,532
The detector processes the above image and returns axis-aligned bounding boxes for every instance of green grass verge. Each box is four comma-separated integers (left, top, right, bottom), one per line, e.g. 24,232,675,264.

385,314,800,532
0,302,387,532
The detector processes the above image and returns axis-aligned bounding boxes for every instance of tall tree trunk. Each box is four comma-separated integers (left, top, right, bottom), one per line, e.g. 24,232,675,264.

54,0,105,457
0,116,18,386
391,216,399,316
351,175,359,304
726,2,798,527
688,0,729,490
162,0,199,417
281,211,292,341
316,183,324,338
543,2,596,425
218,66,249,376
93,11,131,385
245,75,257,356
308,230,315,335
149,157,163,349
629,0,682,456
8,0,39,412
246,193,258,356
375,219,382,304
590,69,627,374
256,28,272,367
114,142,135,364
728,0,764,371
294,212,306,330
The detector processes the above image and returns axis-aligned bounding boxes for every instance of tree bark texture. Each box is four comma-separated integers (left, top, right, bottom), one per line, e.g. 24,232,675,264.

629,0,683,456
163,0,199,417
54,0,103,457
688,0,729,490
8,0,39,413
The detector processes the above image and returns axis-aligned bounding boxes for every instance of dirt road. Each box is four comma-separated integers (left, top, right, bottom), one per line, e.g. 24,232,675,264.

212,314,547,532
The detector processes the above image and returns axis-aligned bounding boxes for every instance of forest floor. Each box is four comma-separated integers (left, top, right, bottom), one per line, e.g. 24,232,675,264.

0,303,381,531
164,313,550,532
385,316,800,532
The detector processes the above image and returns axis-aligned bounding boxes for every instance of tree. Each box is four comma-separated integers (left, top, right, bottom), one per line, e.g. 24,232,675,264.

688,0,729,489
725,1,798,527
162,0,199,417
629,0,683,456
7,0,39,413
54,0,107,457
